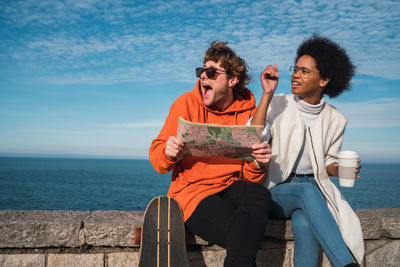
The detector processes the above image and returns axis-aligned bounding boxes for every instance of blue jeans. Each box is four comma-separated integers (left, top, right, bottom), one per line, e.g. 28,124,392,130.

269,177,354,267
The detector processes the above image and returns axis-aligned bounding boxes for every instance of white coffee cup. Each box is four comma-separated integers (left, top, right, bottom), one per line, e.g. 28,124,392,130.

337,150,359,187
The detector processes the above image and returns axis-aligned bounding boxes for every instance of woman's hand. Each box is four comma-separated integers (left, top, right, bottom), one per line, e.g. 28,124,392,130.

251,64,279,126
355,159,362,178
330,159,362,178
164,136,184,160
260,64,279,96
252,143,272,167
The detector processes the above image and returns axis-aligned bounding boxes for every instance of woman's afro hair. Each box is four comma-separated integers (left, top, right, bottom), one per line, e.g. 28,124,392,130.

295,34,355,98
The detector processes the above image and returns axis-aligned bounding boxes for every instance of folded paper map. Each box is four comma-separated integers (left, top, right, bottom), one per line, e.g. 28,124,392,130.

177,117,264,161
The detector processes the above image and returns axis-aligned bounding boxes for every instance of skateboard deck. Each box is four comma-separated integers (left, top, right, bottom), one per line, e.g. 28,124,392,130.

137,196,189,267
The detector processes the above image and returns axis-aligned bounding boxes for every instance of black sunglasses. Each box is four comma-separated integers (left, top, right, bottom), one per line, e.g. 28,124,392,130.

195,67,228,78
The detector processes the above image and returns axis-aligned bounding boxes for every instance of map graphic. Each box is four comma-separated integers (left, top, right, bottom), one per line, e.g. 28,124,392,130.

177,117,263,161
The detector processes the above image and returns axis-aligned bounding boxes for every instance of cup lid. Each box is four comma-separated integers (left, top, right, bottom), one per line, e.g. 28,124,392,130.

338,150,359,158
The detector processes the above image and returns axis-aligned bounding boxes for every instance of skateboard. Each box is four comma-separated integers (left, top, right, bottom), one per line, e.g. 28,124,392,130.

137,196,189,267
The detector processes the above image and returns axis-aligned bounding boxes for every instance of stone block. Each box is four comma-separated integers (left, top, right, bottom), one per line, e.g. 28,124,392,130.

0,254,45,267
260,238,290,249
47,254,103,267
320,252,334,267
374,208,400,238
356,209,381,239
187,242,293,267
0,210,87,248
365,239,390,255
107,252,138,267
265,219,294,240
188,249,226,267
0,208,399,267
365,239,400,267
256,244,293,267
356,208,400,239
186,232,210,246
84,210,144,247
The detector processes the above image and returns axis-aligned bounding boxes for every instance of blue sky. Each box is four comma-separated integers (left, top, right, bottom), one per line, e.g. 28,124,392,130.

0,0,399,162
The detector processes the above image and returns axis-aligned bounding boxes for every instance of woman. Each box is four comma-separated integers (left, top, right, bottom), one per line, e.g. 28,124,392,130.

251,34,364,267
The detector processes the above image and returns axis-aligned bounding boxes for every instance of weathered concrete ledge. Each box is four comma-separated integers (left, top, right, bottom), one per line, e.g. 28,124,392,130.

0,208,399,266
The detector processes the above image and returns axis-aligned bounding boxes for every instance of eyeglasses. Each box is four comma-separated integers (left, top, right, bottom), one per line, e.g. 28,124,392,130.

289,66,319,79
195,67,228,79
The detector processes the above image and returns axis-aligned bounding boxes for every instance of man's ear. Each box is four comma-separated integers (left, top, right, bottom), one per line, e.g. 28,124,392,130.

320,77,330,88
228,76,239,88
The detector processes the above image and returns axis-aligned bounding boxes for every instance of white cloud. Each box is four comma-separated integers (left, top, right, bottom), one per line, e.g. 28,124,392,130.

331,98,400,128
1,0,399,84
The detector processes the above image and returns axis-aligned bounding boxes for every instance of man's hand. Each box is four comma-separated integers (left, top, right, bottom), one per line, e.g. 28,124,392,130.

165,136,184,160
252,143,272,167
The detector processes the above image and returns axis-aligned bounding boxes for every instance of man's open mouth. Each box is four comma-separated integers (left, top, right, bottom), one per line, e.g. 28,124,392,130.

203,84,212,90
202,84,212,98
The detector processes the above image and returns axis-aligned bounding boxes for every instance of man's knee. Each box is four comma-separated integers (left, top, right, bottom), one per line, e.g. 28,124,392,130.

236,180,270,200
228,181,271,215
243,182,271,214
250,181,271,202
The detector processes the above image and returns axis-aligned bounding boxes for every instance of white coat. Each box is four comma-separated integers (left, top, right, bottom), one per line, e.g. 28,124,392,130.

265,94,365,264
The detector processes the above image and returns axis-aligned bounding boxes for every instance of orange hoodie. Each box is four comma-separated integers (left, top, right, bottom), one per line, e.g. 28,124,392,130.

149,80,265,221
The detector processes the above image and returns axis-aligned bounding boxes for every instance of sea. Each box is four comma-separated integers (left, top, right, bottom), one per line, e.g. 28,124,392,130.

0,157,399,211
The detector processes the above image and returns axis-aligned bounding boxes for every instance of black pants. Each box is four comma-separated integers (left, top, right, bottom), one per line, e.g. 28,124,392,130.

185,180,271,267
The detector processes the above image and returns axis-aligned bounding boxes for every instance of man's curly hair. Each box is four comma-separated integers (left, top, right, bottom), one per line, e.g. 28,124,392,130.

204,40,250,97
295,34,355,98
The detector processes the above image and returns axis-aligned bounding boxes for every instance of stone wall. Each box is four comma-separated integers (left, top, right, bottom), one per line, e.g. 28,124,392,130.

0,208,399,267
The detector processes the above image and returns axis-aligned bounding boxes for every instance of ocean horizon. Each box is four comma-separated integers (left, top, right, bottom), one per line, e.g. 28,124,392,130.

0,156,399,211
2,152,399,164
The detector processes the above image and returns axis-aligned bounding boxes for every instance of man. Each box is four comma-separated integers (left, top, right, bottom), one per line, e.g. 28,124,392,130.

149,41,272,266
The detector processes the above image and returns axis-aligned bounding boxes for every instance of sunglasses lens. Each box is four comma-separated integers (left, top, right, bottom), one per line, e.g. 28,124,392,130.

195,67,218,78
195,67,204,78
205,68,216,78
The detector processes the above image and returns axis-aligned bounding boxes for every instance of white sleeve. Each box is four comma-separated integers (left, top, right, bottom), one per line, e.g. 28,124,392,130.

246,117,252,126
260,122,271,143
325,158,338,167
325,121,346,167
